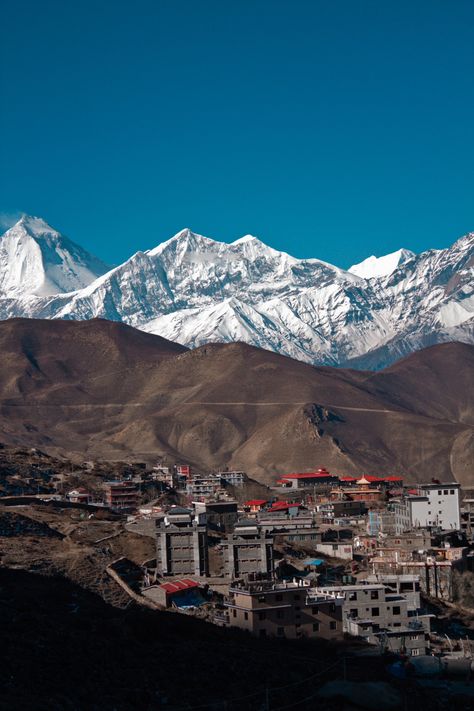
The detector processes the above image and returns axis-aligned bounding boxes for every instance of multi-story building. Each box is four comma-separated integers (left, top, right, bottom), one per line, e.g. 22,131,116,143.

156,506,209,577
223,520,274,579
194,501,239,532
277,468,340,490
186,475,220,500
317,499,367,522
394,483,461,533
104,481,139,511
218,470,247,487
224,579,344,640
318,583,410,631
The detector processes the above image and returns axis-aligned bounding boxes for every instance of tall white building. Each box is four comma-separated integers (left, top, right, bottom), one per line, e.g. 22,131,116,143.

394,483,460,533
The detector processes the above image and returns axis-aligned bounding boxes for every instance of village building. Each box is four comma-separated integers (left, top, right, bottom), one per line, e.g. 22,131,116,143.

104,481,139,511
316,581,429,654
331,476,384,504
316,499,367,522
156,506,209,577
186,475,220,500
143,579,205,609
277,468,339,490
244,499,268,513
224,578,344,640
194,500,239,532
394,483,461,533
223,519,274,579
67,487,91,504
218,470,247,487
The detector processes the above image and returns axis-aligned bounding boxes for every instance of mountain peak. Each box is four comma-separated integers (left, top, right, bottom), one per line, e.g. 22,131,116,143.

348,248,415,279
0,215,110,297
15,214,58,236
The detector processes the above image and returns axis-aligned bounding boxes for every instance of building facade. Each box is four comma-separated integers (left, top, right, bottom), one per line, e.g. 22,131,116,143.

225,579,344,640
156,507,209,577
223,520,274,579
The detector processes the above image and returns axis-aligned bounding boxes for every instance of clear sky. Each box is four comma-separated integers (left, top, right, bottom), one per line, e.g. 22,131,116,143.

1,0,473,268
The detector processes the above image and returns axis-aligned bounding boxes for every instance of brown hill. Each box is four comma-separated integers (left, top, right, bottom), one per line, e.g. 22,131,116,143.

0,318,472,485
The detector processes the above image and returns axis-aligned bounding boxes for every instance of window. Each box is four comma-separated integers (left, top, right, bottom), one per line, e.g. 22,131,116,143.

313,622,320,632
330,621,337,630
370,590,379,600
312,607,319,615
371,607,380,617
393,606,401,615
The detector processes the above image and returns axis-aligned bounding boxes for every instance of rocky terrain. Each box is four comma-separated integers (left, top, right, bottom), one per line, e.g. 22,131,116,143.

0,318,472,486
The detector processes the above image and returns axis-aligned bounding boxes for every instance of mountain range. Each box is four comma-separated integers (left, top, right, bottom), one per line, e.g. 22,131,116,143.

0,215,472,369
0,318,472,485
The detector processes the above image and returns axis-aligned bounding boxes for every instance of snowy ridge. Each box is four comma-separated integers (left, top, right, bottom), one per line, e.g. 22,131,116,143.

0,216,472,369
349,248,415,279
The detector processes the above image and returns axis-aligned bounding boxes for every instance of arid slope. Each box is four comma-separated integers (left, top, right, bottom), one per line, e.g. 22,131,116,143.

0,318,472,485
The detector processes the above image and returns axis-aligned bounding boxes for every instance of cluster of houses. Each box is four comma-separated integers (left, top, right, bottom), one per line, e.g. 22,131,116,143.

114,465,474,658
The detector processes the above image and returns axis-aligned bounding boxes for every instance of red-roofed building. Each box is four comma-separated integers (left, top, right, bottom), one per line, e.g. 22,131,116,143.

146,578,203,607
278,468,339,490
244,499,268,513
267,501,302,513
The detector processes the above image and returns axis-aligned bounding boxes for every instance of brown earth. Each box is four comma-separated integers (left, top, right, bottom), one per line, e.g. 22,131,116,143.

0,317,473,485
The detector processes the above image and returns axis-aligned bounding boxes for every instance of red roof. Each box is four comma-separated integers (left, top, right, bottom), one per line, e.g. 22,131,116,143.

245,499,268,507
268,501,301,512
159,579,199,595
281,469,334,480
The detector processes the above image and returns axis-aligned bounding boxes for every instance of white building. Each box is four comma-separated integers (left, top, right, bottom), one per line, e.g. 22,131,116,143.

394,483,460,533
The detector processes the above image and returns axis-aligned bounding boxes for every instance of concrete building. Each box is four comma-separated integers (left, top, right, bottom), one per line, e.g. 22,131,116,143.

223,520,274,579
318,583,411,631
394,483,460,533
277,468,339,490
194,501,239,532
186,475,220,499
313,541,354,560
67,488,91,504
218,470,247,487
317,500,367,521
224,579,344,640
104,481,139,511
156,506,209,577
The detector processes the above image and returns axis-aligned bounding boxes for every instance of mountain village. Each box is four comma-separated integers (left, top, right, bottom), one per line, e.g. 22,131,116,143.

5,452,474,679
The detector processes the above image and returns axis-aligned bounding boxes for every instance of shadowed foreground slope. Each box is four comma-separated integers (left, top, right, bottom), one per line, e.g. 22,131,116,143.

0,318,472,485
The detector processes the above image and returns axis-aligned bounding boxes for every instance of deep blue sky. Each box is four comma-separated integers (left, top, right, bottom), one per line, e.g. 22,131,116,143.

1,0,473,268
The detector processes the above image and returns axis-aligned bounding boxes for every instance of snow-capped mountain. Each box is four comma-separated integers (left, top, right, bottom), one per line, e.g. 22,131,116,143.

349,248,415,279
0,215,110,297
0,216,472,369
